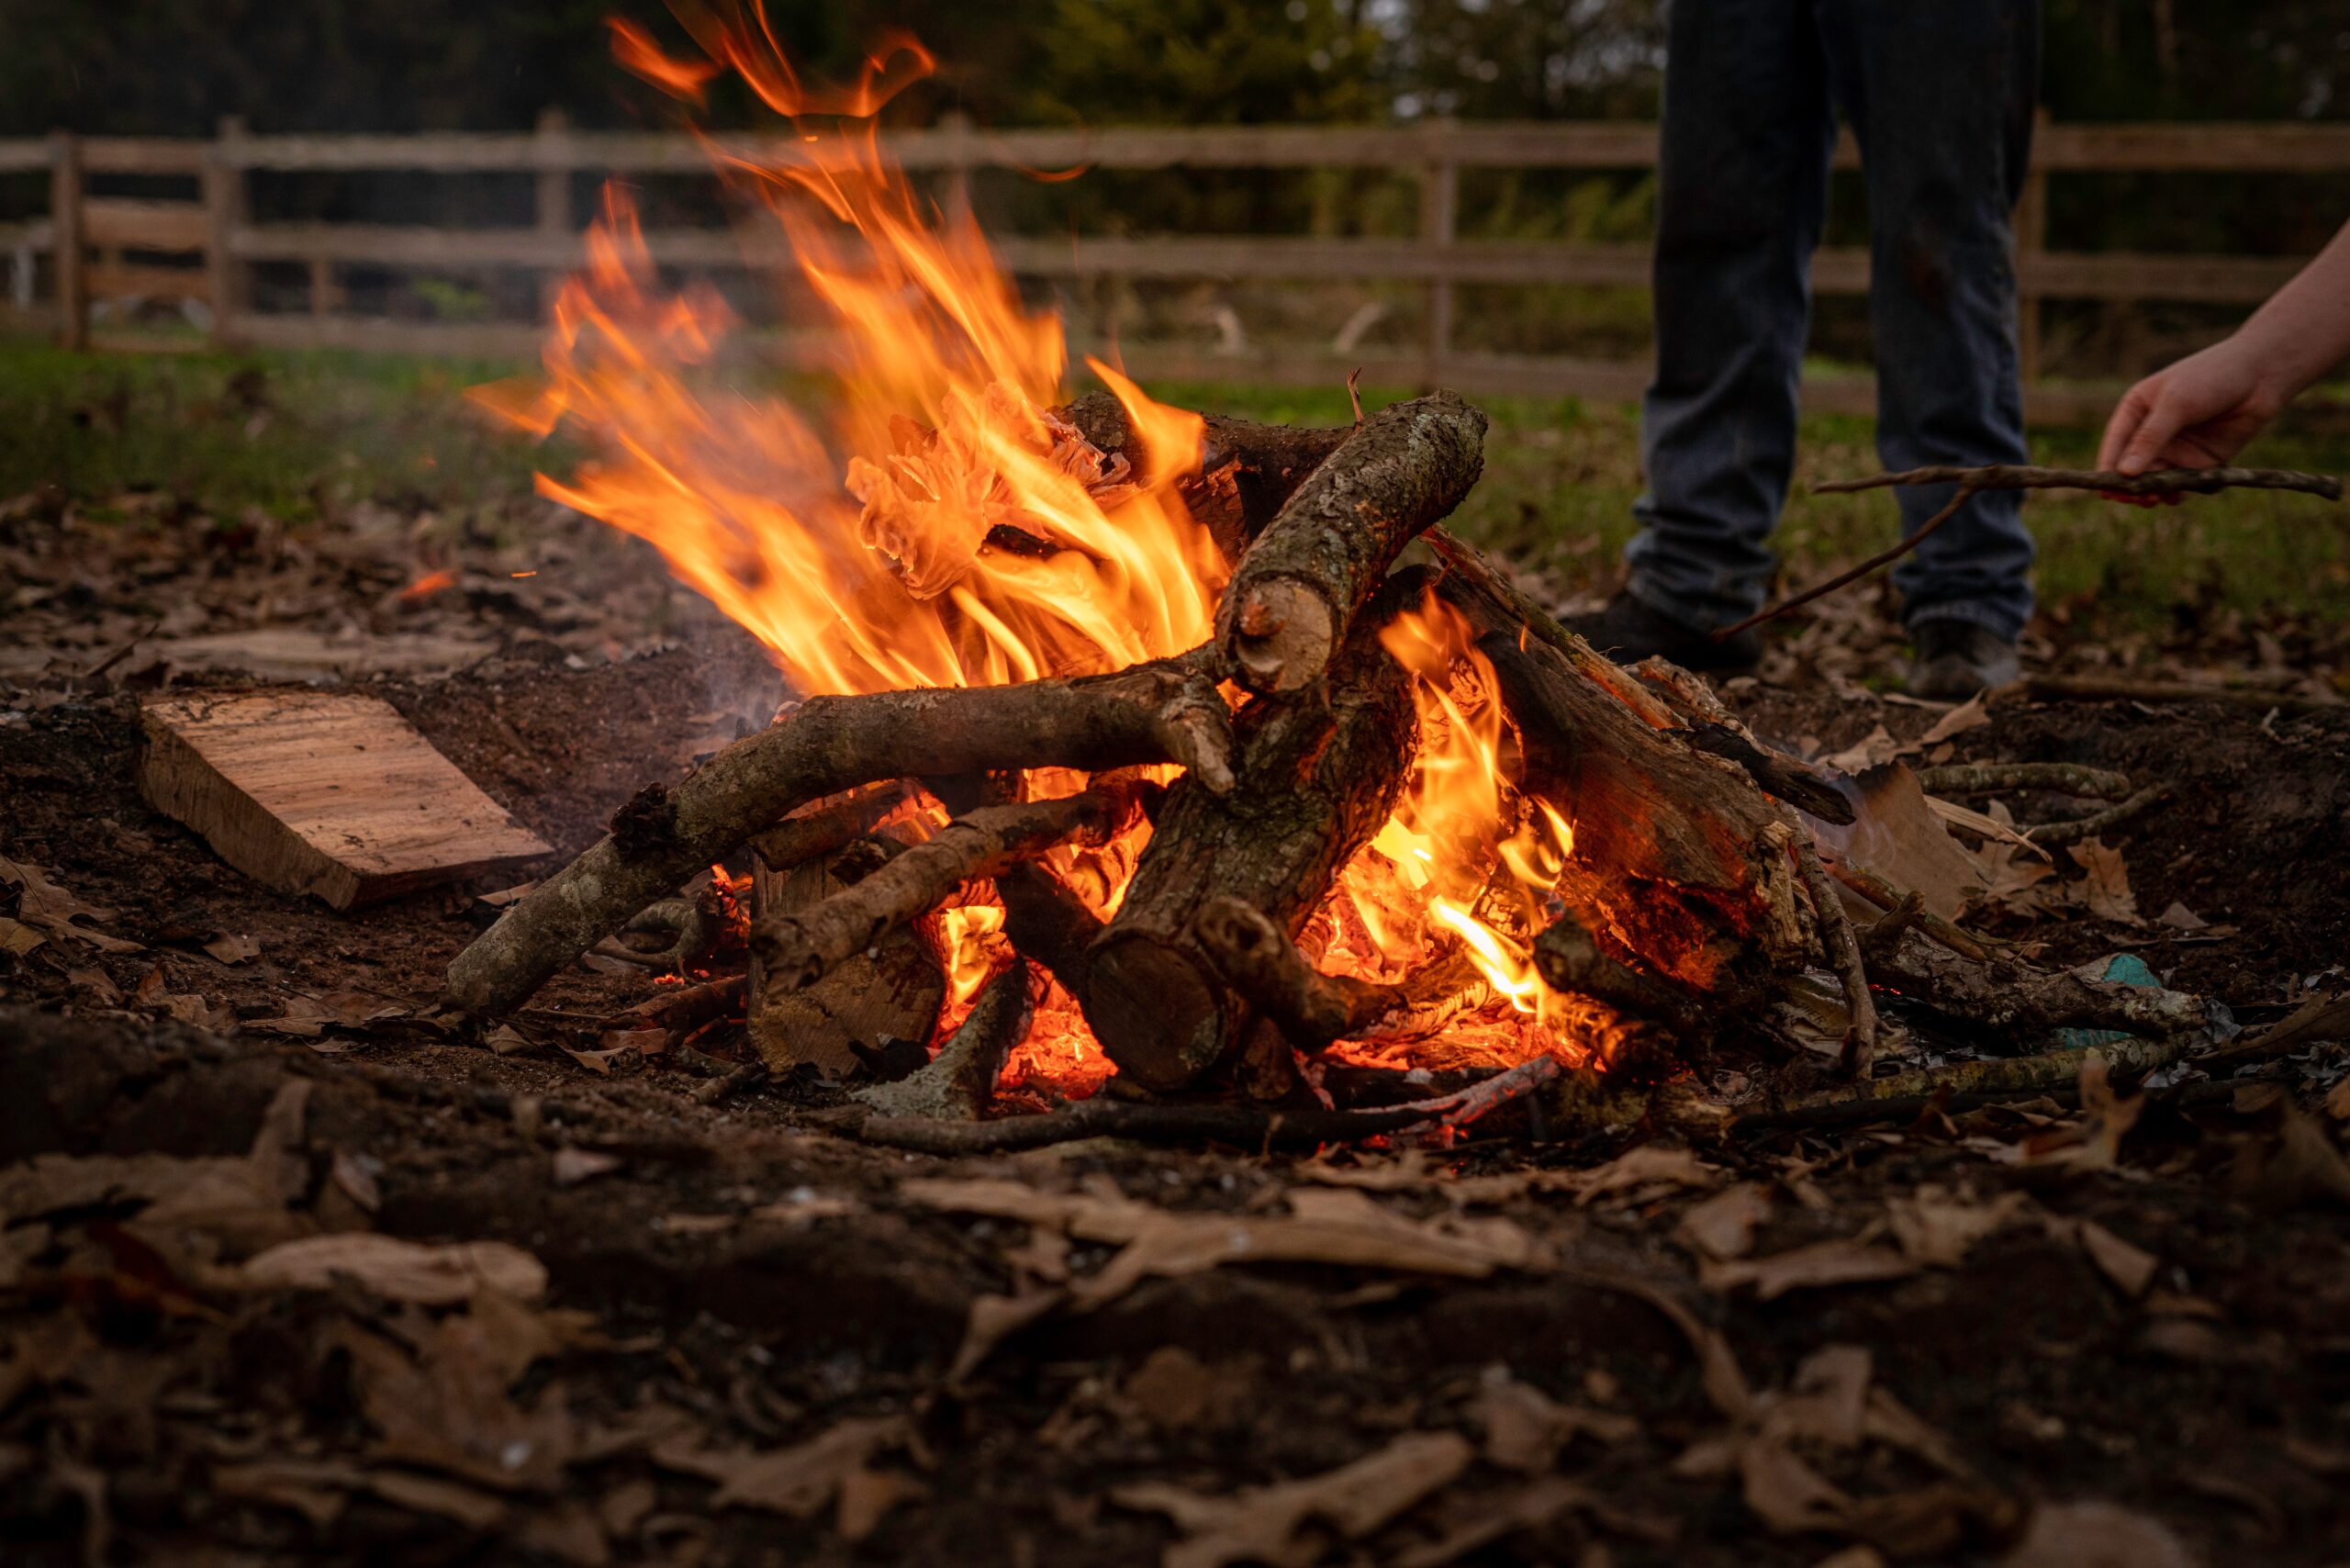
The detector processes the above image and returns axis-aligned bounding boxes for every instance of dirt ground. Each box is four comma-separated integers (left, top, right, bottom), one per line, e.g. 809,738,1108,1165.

5,493,2350,1567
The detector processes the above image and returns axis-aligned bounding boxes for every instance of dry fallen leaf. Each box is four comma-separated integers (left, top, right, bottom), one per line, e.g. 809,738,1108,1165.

237,1233,548,1305
204,932,262,964
901,1178,1544,1314
1678,1182,1774,1261
0,852,143,952
1826,725,1901,774
1699,1238,1917,1301
1886,1187,2032,1268
1561,1142,1719,1207
2067,838,2142,925
1467,1365,1639,1472
338,1313,576,1492
655,1416,914,1532
1908,691,1991,749
1114,1429,1472,1568
1999,1499,2195,1568
2155,902,2208,932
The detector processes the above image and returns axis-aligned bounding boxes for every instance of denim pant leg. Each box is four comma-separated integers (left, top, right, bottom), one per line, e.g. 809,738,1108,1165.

1627,0,1836,633
1819,0,2041,638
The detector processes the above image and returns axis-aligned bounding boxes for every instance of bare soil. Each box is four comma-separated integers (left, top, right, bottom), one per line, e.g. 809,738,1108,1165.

5,640,2348,1567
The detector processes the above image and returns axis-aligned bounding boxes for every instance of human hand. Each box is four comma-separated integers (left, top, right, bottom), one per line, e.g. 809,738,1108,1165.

2096,336,2284,505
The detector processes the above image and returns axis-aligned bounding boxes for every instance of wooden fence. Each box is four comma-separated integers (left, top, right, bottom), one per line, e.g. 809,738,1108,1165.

5,114,2346,422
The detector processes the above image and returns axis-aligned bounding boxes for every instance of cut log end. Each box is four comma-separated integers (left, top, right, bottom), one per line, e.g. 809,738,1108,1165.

1082,933,1230,1094
1226,577,1335,694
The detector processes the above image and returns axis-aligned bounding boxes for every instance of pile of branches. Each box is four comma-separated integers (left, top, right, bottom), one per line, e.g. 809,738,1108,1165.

443,391,2225,1147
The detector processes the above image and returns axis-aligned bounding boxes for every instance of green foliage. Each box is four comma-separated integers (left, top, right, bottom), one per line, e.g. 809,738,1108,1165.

1013,0,1383,128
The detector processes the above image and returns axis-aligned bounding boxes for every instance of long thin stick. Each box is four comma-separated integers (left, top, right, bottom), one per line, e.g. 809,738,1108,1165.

1715,485,1974,640
1718,462,2341,640
1790,828,1877,1078
1814,463,2341,501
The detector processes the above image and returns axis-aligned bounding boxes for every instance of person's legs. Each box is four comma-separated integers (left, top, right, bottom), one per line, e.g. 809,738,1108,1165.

1620,0,1837,637
1818,0,2040,644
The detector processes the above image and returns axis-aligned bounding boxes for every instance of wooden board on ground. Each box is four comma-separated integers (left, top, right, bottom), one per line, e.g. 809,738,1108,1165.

140,689,551,910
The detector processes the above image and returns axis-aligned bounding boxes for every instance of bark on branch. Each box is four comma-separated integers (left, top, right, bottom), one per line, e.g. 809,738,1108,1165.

1059,391,1354,563
1193,896,1489,1051
1215,393,1487,694
754,781,1154,993
1812,463,2342,502
446,657,1233,1018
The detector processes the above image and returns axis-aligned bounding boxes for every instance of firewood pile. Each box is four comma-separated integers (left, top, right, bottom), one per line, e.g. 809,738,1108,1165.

442,389,2235,1148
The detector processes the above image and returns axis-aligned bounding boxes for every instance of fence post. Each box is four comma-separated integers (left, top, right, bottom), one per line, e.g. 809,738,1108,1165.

204,115,248,347
535,107,573,321
2014,108,2050,388
1417,118,1458,388
936,109,976,221
48,131,85,351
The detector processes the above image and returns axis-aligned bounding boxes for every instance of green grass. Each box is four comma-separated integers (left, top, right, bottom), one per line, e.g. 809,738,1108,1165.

3,338,2345,627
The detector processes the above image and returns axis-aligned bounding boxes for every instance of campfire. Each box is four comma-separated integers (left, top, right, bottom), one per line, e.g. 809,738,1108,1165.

444,18,2230,1143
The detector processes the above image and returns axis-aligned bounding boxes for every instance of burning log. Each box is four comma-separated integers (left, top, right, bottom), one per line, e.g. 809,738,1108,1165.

747,825,949,1074
1059,391,1353,562
1449,575,1807,1000
752,778,1154,993
444,657,1233,1018
1193,897,1488,1051
1530,917,1708,1038
1084,600,1421,1092
1216,393,1487,694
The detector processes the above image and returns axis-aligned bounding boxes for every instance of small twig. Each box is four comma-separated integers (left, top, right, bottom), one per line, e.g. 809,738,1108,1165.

690,1063,767,1106
1346,367,1365,428
1812,463,2342,502
1858,891,1926,965
1914,763,2133,800
1790,828,1877,1078
2016,675,2338,715
1822,857,1998,961
1715,485,1975,640
857,1055,1561,1155
1720,462,2342,642
2023,785,2169,847
1531,917,1707,1036
1729,1032,2199,1134
599,974,746,1051
746,780,915,871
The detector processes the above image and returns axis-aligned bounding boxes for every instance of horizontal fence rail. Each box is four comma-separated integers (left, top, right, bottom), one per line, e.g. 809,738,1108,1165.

6,116,2348,421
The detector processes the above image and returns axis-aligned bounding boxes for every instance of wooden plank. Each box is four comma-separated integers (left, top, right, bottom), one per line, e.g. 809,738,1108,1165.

50,135,85,352
226,312,546,359
2022,251,2304,304
83,197,212,252
2037,122,2350,172
82,138,209,175
139,689,551,911
87,261,208,300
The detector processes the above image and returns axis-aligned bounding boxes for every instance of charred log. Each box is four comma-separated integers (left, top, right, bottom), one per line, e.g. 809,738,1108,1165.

1194,896,1488,1052
851,963,1035,1121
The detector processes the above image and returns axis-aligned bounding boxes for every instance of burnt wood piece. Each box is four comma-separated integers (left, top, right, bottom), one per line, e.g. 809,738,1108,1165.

748,826,947,1075
851,963,1035,1121
752,780,1153,994
1058,391,1353,562
995,862,1106,998
1455,593,1805,1001
1530,917,1708,1037
1193,897,1489,1051
598,973,746,1051
1082,627,1418,1093
446,656,1233,1017
1215,393,1486,695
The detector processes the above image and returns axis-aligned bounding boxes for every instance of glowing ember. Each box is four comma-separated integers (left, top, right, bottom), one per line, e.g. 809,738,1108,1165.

484,6,1605,1089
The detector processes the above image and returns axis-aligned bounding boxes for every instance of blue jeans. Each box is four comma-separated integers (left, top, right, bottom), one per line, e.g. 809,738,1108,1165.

1625,0,2041,640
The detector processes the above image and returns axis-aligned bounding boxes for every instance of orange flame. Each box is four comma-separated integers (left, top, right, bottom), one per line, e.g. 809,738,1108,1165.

491,11,1599,1089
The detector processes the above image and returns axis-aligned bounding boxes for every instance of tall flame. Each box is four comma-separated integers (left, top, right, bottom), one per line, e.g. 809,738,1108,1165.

489,6,1606,1084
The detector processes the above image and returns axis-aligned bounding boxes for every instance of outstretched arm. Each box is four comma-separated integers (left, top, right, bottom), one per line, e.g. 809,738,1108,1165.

2098,219,2350,481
